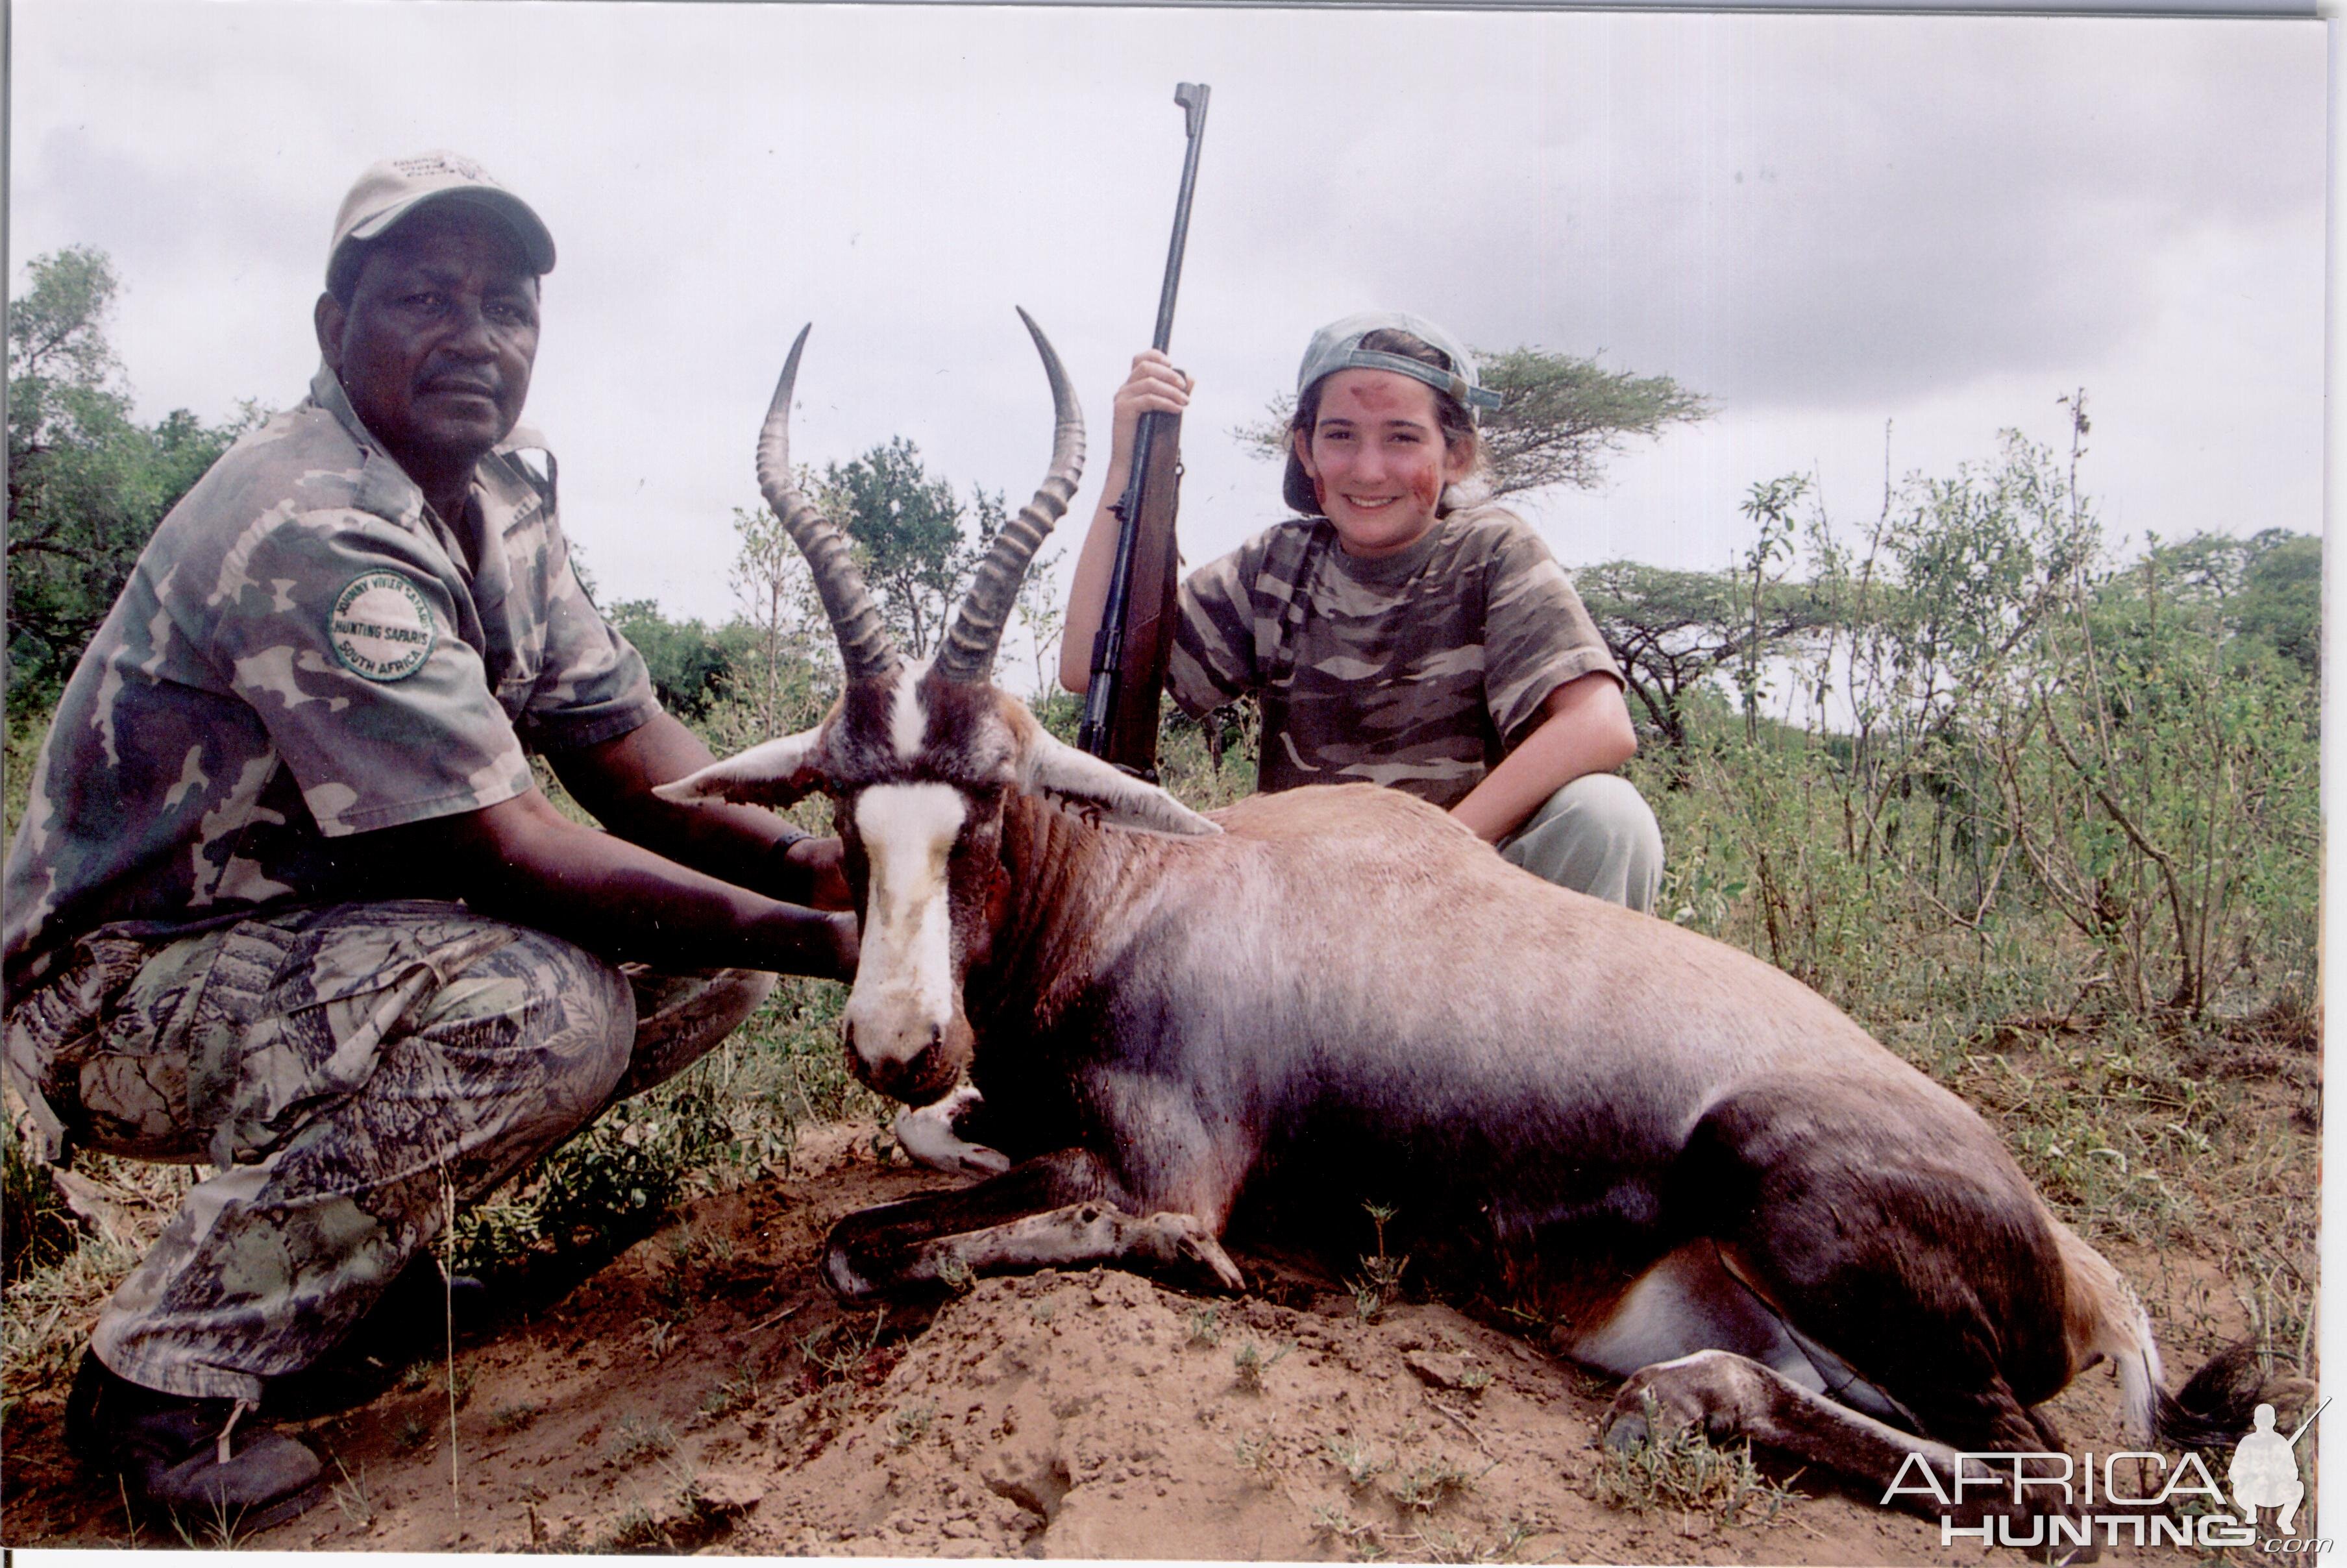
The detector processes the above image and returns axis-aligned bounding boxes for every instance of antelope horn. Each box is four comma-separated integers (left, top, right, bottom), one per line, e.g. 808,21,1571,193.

933,308,1086,684
758,326,902,683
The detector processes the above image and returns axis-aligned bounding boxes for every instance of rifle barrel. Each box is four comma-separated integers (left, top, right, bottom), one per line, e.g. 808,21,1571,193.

1151,84,1211,352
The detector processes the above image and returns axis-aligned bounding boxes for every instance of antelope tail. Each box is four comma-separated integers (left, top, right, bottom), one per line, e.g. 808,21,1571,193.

2050,1216,2163,1442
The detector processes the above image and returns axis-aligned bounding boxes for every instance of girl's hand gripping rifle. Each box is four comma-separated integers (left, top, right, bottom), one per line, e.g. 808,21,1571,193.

1077,82,1209,779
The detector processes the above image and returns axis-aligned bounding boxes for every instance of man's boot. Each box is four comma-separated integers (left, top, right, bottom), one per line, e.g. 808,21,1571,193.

64,1351,325,1528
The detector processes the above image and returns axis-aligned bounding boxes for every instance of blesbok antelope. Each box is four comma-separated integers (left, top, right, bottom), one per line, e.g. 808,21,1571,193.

660,313,2223,1533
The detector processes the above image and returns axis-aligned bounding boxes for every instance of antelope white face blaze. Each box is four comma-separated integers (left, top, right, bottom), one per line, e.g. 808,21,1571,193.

845,782,968,1082
889,662,930,761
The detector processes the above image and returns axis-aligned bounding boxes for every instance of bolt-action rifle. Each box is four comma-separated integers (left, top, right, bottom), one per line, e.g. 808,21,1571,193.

1077,82,1210,779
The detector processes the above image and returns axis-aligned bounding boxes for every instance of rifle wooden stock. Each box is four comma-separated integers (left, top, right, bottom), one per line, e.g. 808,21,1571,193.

1080,408,1185,774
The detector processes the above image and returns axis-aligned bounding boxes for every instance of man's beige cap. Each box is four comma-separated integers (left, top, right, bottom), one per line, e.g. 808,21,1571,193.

326,151,556,296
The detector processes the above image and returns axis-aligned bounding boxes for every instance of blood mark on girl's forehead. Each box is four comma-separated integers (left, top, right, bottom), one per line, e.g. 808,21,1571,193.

1315,369,1440,426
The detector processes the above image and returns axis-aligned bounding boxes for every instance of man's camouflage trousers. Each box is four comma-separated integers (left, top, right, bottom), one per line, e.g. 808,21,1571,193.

4,901,774,1403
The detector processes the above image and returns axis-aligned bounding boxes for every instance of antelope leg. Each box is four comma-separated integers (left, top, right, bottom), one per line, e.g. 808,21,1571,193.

821,1147,1242,1299
1604,1350,2096,1558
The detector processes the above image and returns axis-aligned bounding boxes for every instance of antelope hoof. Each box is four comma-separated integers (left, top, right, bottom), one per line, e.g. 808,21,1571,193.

1141,1212,1246,1294
1602,1350,1758,1450
820,1241,880,1303
892,1091,1009,1178
1601,1404,1653,1453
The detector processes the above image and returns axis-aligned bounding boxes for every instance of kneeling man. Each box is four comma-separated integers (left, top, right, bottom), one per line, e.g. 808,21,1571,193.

3,152,853,1525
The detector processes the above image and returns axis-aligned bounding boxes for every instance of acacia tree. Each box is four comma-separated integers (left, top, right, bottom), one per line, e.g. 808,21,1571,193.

1473,348,1711,498
7,246,260,715
1575,560,1828,765
1235,344,1707,501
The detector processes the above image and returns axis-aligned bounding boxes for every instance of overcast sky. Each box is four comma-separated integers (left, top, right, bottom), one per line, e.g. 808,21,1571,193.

10,2,2326,671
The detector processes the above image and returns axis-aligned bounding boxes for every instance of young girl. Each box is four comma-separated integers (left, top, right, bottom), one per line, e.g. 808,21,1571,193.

1060,310,1663,913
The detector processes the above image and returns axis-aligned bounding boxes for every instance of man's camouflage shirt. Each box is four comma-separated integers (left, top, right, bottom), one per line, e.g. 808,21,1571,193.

1164,504,1623,810
3,365,658,999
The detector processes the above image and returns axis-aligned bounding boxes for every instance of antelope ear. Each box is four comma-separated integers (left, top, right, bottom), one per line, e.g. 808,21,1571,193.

1021,729,1222,837
655,727,829,807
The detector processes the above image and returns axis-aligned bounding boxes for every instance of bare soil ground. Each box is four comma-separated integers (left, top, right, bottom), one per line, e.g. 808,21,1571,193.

1,1123,2276,1563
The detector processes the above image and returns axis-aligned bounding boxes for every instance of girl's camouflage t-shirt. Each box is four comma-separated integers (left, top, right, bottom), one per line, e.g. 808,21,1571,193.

1165,505,1622,809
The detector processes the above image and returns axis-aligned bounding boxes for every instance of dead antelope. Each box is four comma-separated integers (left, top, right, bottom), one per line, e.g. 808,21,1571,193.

661,314,2240,1536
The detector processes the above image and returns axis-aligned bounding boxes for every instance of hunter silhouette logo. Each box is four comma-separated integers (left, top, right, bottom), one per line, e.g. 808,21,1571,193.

2230,1399,2322,1536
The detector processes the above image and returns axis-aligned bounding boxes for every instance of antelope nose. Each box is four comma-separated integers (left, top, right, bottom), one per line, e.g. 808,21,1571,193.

841,1018,953,1101
887,1031,946,1097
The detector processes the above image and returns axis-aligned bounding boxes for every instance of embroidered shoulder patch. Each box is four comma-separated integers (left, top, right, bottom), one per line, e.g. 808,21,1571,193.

329,571,437,681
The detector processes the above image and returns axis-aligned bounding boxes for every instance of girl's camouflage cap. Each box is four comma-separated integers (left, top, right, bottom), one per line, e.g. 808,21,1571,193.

326,151,556,296
1294,312,1503,414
